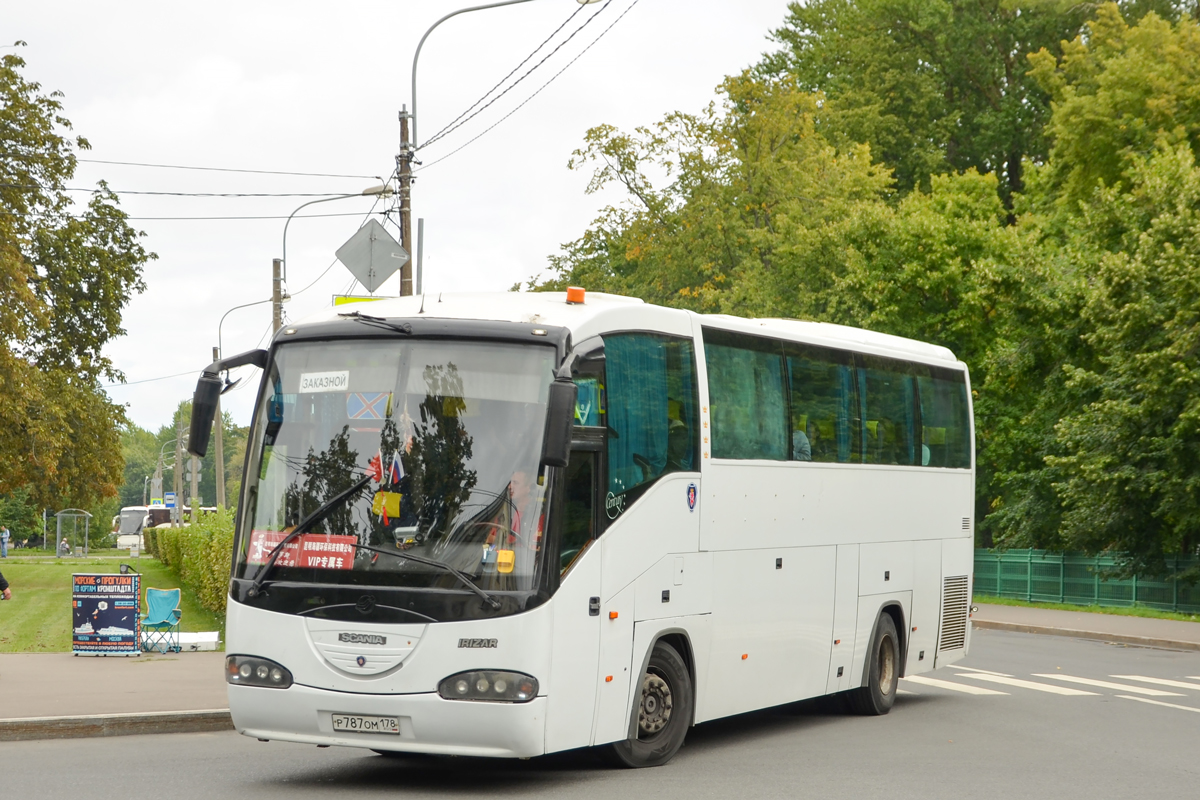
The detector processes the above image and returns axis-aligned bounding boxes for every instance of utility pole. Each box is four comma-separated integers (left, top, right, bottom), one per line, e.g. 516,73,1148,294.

213,345,226,509
173,412,183,528
272,258,284,332
190,454,200,525
398,107,414,297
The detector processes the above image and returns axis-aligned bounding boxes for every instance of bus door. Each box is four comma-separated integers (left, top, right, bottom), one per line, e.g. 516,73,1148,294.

545,432,605,752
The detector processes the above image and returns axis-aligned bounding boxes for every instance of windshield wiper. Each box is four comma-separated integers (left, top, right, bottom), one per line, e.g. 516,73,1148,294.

246,474,502,611
352,543,501,610
247,472,374,598
337,309,413,336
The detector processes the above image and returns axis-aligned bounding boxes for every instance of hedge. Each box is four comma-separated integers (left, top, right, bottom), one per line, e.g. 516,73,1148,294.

146,509,235,615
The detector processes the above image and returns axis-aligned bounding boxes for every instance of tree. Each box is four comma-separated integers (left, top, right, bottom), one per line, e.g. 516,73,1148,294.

0,49,153,510
532,73,890,310
1029,4,1200,209
761,1,1190,206
1046,144,1200,579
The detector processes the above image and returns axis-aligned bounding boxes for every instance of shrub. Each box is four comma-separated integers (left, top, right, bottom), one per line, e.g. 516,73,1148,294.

154,509,236,615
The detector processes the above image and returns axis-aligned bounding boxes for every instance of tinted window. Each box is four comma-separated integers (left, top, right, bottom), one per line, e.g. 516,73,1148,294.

605,334,700,496
785,344,860,463
860,357,917,466
917,368,972,468
704,330,788,460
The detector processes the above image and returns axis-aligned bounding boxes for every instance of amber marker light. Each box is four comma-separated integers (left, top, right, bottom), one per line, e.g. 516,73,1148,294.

566,286,586,304
609,611,619,620
741,654,749,660
605,676,613,683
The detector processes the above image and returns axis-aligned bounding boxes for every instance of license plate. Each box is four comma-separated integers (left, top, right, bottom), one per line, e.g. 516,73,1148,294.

331,714,400,734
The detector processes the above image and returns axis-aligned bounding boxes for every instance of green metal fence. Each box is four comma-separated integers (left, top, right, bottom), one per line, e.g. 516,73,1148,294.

974,549,1200,613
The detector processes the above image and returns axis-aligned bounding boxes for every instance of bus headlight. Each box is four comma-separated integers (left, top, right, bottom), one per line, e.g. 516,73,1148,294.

226,655,293,689
437,671,538,703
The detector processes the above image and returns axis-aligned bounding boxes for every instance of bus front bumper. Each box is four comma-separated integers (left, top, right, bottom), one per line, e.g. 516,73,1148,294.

229,683,547,758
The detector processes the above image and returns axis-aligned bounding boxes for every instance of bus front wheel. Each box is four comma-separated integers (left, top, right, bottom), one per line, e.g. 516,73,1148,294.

847,612,899,716
603,640,693,768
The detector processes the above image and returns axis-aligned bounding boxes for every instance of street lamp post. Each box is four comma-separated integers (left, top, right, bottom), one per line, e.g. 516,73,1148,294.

399,0,602,296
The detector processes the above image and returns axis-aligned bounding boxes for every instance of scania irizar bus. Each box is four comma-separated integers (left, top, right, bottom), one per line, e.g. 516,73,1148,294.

188,290,974,767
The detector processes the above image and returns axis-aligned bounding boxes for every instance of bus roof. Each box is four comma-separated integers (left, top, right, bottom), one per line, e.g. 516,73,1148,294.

298,292,961,367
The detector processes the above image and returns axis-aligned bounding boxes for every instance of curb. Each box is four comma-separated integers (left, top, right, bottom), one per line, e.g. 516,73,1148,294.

973,619,1200,651
0,709,233,742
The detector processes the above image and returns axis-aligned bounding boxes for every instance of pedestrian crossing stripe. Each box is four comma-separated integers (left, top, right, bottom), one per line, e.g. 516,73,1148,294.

1032,674,1182,696
953,665,1012,677
956,673,1098,695
902,675,1008,695
1117,695,1200,714
1109,675,1200,692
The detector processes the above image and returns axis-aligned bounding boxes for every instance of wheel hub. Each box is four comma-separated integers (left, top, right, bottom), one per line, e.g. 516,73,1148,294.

638,672,673,737
878,636,895,695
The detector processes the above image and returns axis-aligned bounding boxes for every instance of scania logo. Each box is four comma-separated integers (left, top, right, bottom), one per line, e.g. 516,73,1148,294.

458,638,498,649
339,633,387,645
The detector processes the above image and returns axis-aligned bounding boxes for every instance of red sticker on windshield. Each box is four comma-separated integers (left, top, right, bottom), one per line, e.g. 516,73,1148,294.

248,530,357,570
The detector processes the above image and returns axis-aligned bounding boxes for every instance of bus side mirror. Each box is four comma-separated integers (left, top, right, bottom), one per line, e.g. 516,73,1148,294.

187,348,268,458
541,378,577,468
188,371,222,458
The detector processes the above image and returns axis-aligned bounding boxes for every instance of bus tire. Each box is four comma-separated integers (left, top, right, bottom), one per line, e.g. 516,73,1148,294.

603,640,693,768
847,611,899,716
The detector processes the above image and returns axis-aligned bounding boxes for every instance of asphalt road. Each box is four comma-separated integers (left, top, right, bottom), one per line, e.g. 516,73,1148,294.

8,629,1200,799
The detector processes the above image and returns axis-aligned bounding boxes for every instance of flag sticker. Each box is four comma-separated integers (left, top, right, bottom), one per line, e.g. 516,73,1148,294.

346,392,391,419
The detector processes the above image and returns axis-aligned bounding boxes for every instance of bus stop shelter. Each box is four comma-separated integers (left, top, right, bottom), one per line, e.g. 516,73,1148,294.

55,509,92,556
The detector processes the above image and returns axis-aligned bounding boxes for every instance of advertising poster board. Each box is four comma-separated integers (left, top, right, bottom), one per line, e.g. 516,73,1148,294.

72,573,141,656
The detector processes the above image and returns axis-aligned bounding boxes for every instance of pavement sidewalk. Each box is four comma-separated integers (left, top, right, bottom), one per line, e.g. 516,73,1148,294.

0,651,230,741
972,602,1200,650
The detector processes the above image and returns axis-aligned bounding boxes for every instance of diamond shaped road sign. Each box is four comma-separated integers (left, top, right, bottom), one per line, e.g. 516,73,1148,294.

335,219,409,293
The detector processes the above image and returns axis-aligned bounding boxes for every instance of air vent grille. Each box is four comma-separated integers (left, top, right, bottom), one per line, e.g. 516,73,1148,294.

939,575,970,651
961,517,971,531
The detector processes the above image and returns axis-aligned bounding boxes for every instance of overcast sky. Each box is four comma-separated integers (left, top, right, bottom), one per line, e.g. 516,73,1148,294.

8,0,792,431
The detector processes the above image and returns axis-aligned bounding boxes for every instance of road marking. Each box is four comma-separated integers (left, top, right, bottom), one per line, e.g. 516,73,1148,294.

903,676,1008,695
952,665,1013,677
1111,675,1200,692
1032,674,1182,696
1188,677,1200,682
897,688,919,696
956,673,1098,695
1117,695,1200,714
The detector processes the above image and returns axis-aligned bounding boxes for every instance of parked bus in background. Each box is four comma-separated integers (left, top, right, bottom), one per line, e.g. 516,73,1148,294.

188,290,974,767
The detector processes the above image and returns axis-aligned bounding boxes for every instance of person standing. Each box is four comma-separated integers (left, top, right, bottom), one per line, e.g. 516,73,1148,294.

0,525,9,558
0,569,10,600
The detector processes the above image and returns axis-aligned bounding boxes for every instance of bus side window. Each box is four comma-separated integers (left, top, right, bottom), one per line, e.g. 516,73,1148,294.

916,368,971,469
703,329,787,461
859,356,917,466
561,450,596,572
605,334,700,496
784,344,860,463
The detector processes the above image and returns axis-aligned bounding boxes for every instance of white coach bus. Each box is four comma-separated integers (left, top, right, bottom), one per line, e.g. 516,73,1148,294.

188,290,974,767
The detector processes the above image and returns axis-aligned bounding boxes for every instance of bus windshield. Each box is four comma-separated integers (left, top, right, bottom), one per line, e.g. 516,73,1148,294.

237,338,557,602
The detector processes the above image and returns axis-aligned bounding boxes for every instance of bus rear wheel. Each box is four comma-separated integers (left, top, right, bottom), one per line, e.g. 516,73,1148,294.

604,640,693,768
847,612,899,716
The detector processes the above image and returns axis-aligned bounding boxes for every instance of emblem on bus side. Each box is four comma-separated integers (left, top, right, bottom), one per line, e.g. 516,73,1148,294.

687,483,697,512
339,633,386,645
458,638,498,649
605,491,625,520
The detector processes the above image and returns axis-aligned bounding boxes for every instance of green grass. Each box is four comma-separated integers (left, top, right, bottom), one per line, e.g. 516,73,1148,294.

974,594,1200,624
0,556,224,653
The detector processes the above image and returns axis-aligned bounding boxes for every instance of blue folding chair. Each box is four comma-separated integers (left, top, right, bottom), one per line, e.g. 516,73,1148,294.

141,587,182,653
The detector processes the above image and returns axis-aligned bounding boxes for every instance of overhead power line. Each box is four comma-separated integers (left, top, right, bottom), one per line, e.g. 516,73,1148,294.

420,1,588,149
1,210,385,222
417,0,640,173
420,0,612,151
0,183,373,198
77,158,380,180
102,369,199,388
